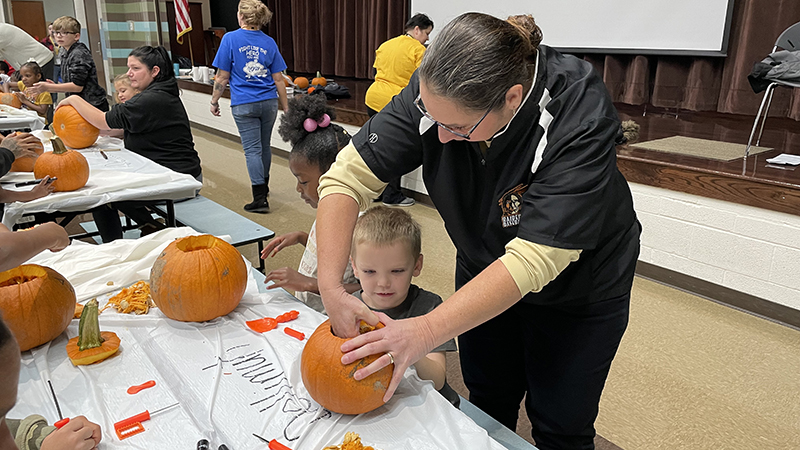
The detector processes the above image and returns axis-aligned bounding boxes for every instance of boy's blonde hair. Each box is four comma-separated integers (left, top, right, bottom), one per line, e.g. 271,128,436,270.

352,206,421,260
238,0,272,27
52,16,81,34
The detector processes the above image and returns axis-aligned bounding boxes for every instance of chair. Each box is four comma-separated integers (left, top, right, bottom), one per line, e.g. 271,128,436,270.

745,22,800,157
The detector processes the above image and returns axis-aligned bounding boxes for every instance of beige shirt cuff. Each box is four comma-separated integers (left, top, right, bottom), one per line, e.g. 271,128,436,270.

318,142,387,210
499,238,582,295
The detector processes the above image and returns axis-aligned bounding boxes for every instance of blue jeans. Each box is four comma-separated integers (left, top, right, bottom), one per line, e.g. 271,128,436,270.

232,98,278,186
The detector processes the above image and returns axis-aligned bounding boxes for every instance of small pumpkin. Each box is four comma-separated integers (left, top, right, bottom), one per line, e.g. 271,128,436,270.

150,234,247,322
0,264,76,352
312,71,327,87
294,77,309,89
0,92,22,109
52,105,99,149
8,133,45,172
301,320,393,415
33,131,90,192
66,298,120,365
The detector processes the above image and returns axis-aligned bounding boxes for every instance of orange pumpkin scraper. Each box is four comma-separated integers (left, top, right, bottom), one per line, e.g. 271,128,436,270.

127,380,156,395
114,402,179,440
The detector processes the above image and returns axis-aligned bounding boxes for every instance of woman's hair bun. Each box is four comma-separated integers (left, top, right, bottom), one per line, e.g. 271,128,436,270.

506,14,543,49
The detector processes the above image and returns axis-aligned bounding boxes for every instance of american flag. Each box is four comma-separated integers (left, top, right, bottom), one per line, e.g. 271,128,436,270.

175,0,192,45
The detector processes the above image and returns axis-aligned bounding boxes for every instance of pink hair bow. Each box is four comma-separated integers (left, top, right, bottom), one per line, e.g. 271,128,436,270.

303,114,332,132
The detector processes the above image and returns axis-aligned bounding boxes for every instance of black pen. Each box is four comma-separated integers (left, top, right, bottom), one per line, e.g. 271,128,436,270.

14,177,56,187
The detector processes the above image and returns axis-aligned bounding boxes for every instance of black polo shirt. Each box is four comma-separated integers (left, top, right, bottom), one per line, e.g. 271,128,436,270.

351,45,640,305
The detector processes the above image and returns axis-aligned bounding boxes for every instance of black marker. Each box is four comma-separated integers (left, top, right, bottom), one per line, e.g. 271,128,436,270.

15,177,56,187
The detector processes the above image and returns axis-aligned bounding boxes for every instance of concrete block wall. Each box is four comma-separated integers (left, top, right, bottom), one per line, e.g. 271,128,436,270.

180,91,799,311
631,183,800,310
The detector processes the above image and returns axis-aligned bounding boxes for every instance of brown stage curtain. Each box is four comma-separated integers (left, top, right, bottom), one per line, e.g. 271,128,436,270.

264,0,408,79
580,0,800,120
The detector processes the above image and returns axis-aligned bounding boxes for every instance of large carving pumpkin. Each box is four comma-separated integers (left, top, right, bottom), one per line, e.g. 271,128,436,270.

150,235,247,322
301,320,394,415
52,105,99,149
8,133,44,172
33,134,89,192
0,264,77,352
0,93,22,109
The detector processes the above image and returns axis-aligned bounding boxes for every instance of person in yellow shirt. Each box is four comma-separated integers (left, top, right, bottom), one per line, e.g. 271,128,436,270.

364,13,433,207
13,62,52,120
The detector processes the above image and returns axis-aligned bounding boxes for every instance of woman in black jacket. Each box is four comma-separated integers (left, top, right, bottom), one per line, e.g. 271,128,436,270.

57,45,202,241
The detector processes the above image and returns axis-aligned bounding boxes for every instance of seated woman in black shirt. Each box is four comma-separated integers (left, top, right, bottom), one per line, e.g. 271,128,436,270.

56,45,202,241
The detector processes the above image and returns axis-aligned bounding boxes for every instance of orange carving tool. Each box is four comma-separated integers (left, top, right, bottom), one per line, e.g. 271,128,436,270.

114,402,179,440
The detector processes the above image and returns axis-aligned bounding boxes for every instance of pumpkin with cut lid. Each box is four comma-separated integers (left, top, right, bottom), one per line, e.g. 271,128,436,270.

150,234,247,322
0,264,76,351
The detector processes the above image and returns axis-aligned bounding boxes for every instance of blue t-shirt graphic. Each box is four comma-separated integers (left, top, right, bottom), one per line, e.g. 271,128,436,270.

212,29,287,106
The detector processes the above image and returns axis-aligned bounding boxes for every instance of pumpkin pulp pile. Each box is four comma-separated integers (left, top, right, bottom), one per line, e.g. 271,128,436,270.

66,299,120,365
301,320,393,415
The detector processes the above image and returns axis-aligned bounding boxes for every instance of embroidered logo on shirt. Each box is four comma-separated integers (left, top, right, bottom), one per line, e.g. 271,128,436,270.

498,184,528,228
368,133,379,144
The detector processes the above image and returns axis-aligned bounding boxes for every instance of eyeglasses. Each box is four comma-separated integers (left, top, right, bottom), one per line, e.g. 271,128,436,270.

52,31,75,37
414,94,493,139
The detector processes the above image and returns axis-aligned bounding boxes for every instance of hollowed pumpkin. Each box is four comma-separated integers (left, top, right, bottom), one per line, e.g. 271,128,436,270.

33,133,89,192
66,298,120,365
0,264,76,352
301,320,393,415
8,133,44,172
150,234,247,322
0,93,22,109
52,105,99,149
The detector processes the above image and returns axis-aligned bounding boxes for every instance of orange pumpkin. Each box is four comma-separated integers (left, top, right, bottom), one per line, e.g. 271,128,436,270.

294,77,309,89
66,298,120,365
0,92,22,109
312,71,327,87
0,264,77,352
301,320,394,415
8,133,45,172
150,234,247,322
52,105,99,149
33,134,89,192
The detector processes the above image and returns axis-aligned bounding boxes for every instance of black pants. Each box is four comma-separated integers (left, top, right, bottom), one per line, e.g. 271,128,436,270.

92,203,161,242
366,106,406,204
458,289,630,450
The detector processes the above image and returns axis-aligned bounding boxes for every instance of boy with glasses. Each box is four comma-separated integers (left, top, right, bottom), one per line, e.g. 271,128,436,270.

28,16,108,112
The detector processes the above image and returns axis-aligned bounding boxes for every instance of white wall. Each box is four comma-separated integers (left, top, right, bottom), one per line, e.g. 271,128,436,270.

632,183,800,310
180,90,799,310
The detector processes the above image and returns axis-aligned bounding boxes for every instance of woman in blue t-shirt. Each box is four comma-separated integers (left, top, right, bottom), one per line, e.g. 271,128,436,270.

210,0,288,213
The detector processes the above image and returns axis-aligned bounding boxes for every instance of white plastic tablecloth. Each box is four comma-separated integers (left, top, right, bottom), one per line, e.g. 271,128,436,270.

11,228,506,450
0,104,45,131
1,132,202,228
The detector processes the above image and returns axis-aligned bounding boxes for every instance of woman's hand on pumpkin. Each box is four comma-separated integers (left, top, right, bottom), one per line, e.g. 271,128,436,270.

264,267,317,293
41,415,102,450
261,231,307,259
341,312,438,403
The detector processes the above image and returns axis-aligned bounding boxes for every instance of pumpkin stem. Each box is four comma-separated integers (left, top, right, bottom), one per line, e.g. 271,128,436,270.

48,125,70,155
77,298,105,351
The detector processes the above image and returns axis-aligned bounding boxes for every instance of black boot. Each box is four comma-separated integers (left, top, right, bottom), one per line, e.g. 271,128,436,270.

244,184,270,213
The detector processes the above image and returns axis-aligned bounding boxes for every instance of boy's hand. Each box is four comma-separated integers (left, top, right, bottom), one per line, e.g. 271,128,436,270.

260,231,306,259
28,176,56,200
28,79,55,96
40,415,102,450
264,267,316,293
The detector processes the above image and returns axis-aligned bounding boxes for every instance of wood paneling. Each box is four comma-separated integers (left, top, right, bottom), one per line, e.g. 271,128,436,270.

11,1,47,42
